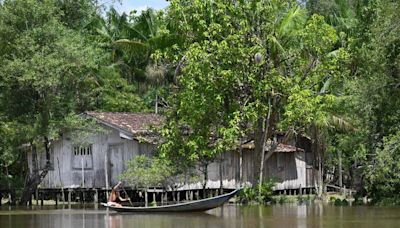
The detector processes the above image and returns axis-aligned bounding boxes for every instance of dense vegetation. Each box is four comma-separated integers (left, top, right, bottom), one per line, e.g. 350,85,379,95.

0,0,399,205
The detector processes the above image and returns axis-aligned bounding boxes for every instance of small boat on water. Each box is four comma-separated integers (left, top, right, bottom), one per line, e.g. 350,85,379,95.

101,189,240,213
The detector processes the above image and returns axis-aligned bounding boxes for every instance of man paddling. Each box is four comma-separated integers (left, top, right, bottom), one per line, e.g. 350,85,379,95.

107,181,130,207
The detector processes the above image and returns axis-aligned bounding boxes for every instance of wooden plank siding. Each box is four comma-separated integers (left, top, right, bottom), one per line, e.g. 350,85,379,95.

179,149,313,191
28,126,314,191
28,125,155,189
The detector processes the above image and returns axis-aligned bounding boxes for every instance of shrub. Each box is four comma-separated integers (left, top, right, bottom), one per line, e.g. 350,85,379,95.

237,178,276,204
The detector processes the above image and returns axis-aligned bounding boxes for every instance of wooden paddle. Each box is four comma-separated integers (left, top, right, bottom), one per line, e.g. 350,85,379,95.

122,186,133,206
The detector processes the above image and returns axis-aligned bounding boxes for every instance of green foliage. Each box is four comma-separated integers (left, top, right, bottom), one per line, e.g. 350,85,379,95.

0,0,399,205
366,132,400,202
120,155,172,188
329,0,400,203
238,179,276,204
91,67,149,112
160,0,347,185
0,0,125,195
277,195,288,204
120,155,199,190
0,0,103,142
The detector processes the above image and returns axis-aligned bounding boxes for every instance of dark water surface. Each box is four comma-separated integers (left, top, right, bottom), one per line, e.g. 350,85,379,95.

1,204,400,228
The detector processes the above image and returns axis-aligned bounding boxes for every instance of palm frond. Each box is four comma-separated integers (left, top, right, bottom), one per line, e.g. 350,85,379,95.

278,6,307,38
268,35,285,54
113,39,150,53
329,115,356,132
320,76,332,94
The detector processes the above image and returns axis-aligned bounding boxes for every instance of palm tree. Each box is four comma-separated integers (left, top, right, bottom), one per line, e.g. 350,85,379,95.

112,8,179,112
253,4,308,195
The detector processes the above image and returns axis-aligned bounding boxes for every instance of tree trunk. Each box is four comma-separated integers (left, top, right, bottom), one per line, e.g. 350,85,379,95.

32,143,38,174
258,98,272,195
44,136,51,167
254,117,265,186
155,93,158,114
311,124,324,198
219,154,223,195
20,168,49,205
254,97,273,197
239,141,243,187
202,163,208,198
19,143,50,205
338,150,343,193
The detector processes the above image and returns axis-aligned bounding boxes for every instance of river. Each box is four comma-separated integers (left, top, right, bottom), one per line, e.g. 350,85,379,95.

1,204,399,228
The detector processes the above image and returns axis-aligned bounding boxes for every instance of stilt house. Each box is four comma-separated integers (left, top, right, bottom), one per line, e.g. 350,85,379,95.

27,112,315,192
27,112,162,189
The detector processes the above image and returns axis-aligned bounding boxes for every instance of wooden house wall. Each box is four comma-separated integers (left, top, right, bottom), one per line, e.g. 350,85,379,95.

206,151,241,189
27,126,313,191
27,126,155,189
181,149,310,190
264,152,307,190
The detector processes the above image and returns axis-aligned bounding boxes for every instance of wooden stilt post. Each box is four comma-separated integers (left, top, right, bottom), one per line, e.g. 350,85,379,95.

68,189,72,207
61,189,65,204
145,190,148,207
177,191,180,203
8,193,12,205
94,189,98,204
40,191,44,206
82,190,85,204
55,193,58,206
36,189,39,205
161,192,164,205
172,190,176,202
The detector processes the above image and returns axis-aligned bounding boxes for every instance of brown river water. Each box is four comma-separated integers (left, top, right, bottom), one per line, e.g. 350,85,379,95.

0,204,399,228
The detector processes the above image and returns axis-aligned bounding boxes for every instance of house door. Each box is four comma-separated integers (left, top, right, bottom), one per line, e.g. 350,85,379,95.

108,144,124,186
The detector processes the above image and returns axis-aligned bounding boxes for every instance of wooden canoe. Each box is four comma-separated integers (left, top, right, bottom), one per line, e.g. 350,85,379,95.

101,189,240,212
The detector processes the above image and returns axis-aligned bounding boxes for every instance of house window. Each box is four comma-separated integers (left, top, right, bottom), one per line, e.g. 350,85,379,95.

72,145,93,170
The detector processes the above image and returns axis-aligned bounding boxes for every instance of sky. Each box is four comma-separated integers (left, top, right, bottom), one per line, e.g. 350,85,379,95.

101,0,170,14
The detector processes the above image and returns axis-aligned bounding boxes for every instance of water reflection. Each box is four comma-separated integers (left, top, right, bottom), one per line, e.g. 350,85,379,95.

0,204,400,228
106,214,122,228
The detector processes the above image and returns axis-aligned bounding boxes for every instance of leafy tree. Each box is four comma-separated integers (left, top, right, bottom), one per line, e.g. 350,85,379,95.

89,66,149,112
121,155,174,189
95,8,178,111
160,0,347,197
0,0,104,204
307,0,400,202
121,155,198,204
366,132,400,204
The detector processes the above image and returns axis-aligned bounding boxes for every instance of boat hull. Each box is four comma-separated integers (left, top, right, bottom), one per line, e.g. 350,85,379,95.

102,189,240,213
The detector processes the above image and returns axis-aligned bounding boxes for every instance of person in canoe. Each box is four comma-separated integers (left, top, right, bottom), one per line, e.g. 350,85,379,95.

107,181,131,207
